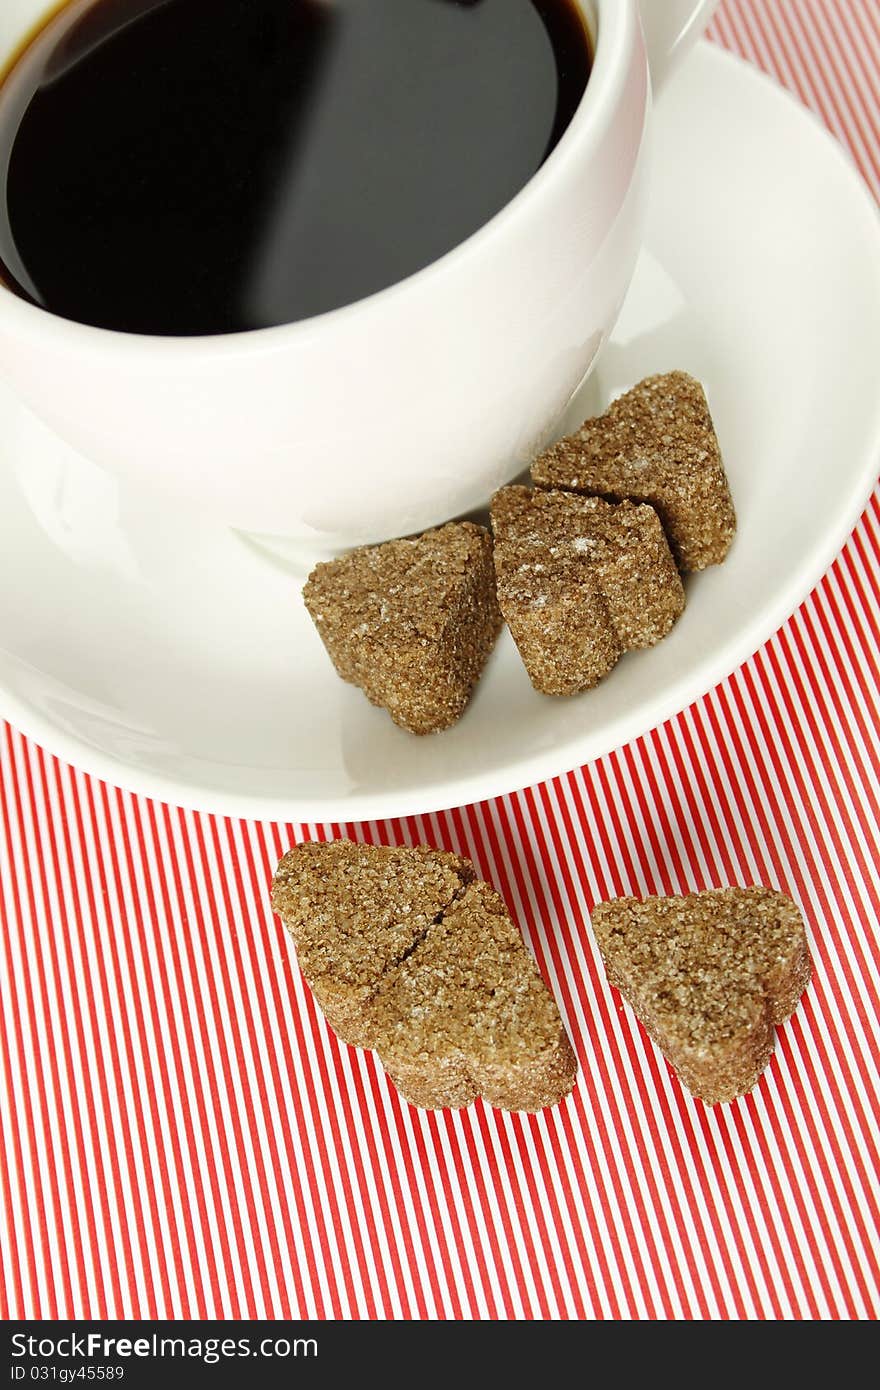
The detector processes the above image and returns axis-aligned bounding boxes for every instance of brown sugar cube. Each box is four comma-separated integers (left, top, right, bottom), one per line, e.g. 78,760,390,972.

532,371,736,570
365,881,577,1111
270,839,475,1048
270,841,577,1112
590,887,812,1105
303,521,502,735
490,485,685,696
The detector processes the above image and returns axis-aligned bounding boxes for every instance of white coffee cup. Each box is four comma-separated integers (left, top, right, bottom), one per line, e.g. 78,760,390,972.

0,0,718,548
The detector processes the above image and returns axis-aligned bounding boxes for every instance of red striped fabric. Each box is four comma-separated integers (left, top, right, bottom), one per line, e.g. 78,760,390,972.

1,0,879,1321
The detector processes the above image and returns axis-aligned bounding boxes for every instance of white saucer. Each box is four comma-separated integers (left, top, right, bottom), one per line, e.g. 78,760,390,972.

2,44,879,822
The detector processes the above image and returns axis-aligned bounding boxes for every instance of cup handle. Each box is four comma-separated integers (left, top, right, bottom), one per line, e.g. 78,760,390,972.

636,0,721,94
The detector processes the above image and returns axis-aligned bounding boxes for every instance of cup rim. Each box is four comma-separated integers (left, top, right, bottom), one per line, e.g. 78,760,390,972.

0,0,641,357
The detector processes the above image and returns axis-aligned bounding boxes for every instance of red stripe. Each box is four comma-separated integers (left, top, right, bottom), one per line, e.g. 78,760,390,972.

24,735,114,1317
667,707,836,1318
419,1107,492,1319
548,764,755,1316
787,0,880,184
530,775,656,1318
224,817,319,1317
90,779,176,1317
625,727,771,1313
250,821,342,1317
713,667,880,1305
584,778,758,1318
1,736,64,1317
203,814,308,1316
402,806,525,1317
511,789,697,1317
108,787,203,1316
538,771,686,1318
263,819,351,1319
465,797,582,1317
0,741,42,1315
56,759,143,1317
369,1067,467,1317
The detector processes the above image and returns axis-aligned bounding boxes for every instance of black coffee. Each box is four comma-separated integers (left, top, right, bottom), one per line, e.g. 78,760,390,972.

0,0,590,336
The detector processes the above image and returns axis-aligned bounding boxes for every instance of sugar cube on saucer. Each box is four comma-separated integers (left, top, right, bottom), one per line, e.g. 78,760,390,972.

490,485,684,696
532,371,736,571
303,521,502,734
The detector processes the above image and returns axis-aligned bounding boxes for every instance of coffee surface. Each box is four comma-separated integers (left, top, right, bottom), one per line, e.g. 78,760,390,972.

0,0,590,336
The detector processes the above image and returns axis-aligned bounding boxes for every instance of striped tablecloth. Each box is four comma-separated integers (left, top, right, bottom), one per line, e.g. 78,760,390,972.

2,0,879,1322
